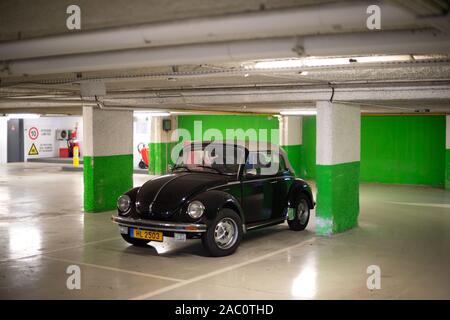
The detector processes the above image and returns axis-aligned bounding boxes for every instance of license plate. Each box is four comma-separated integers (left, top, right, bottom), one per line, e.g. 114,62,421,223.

131,228,163,242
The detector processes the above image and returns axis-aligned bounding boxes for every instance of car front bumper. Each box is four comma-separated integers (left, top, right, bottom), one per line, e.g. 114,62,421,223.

111,215,207,233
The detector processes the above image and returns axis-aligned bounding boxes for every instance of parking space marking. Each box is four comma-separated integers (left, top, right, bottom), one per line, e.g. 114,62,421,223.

0,236,121,264
384,201,450,209
0,213,82,223
42,255,183,282
130,237,316,300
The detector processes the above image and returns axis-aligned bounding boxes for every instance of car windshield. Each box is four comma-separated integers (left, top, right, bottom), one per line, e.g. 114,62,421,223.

174,143,246,175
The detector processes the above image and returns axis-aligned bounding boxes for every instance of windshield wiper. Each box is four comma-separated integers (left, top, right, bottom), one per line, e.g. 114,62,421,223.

195,165,225,174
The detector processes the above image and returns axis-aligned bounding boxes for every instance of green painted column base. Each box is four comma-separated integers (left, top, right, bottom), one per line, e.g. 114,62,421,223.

148,142,174,175
446,149,450,190
281,144,302,177
315,161,360,235
83,154,133,212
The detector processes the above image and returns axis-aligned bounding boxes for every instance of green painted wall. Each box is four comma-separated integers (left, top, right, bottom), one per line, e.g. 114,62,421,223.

178,115,279,143
316,161,360,235
83,154,133,212
360,116,445,187
148,142,175,175
301,115,446,187
281,144,302,176
178,114,446,187
446,149,450,190
299,116,316,180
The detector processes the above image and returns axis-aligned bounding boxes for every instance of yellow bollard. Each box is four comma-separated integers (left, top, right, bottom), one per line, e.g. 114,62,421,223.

73,146,79,167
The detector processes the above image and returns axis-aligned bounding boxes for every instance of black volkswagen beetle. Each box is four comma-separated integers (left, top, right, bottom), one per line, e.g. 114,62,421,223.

112,141,314,256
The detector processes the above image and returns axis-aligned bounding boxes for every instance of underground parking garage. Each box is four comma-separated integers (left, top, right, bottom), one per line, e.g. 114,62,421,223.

0,0,449,308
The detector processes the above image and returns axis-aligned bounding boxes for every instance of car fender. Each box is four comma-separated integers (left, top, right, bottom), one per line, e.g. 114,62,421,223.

124,187,139,201
287,179,314,209
190,190,245,224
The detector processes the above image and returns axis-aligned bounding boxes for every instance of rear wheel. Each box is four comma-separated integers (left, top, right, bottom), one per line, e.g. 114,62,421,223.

288,194,310,231
121,233,150,246
202,209,243,257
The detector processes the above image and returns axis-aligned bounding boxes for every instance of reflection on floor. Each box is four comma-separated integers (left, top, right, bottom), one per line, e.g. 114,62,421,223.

0,163,449,299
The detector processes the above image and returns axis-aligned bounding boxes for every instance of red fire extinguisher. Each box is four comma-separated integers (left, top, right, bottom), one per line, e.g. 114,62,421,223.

137,143,149,169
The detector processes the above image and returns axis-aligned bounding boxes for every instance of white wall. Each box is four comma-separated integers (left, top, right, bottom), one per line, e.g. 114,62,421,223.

3,113,152,167
0,117,8,164
24,116,83,160
133,114,151,168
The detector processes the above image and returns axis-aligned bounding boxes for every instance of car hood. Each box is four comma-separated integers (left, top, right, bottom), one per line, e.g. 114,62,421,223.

135,172,231,218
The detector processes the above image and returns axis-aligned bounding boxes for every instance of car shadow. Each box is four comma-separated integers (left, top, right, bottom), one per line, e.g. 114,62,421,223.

121,223,314,258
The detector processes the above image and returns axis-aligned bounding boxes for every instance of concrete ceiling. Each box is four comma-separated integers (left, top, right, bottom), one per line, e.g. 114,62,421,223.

1,0,449,115
0,0,335,42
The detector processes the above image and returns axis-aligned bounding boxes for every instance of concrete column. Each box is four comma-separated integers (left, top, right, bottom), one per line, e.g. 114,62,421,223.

279,115,302,176
149,115,178,175
315,101,360,235
446,115,450,190
82,107,133,212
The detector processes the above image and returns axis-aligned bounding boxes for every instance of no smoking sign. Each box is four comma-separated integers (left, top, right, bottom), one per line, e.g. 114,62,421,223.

28,127,39,140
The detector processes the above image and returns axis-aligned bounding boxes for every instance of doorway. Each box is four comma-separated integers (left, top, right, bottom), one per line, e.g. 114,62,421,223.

7,119,24,162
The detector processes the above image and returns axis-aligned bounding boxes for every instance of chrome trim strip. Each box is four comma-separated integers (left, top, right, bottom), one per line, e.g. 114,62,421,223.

208,176,292,191
242,176,292,184
246,218,285,231
112,215,207,233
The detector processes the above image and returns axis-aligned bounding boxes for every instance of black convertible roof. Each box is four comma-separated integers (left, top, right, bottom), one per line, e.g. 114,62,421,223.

184,140,295,173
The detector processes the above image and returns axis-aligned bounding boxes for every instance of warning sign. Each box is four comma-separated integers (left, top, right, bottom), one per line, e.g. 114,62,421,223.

28,143,39,156
28,127,39,140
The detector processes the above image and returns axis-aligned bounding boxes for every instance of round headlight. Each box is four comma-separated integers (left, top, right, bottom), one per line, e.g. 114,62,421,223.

117,195,131,214
187,201,205,219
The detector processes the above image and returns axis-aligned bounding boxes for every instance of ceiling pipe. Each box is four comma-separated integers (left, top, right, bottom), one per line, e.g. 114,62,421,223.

3,30,450,76
0,99,96,108
0,1,418,61
98,84,450,105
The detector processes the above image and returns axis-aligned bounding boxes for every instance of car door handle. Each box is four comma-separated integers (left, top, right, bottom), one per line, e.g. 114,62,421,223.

270,181,278,184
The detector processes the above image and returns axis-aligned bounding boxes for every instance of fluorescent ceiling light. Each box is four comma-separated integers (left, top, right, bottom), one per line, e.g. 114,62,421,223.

280,110,316,116
253,58,350,69
303,58,350,67
134,111,170,118
254,59,304,69
6,113,40,119
353,55,412,63
252,55,414,69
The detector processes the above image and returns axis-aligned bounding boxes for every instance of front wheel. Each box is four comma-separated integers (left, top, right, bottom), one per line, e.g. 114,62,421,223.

288,194,310,231
121,233,150,247
202,209,243,257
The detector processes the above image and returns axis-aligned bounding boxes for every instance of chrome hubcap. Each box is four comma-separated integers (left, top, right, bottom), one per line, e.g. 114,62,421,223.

214,218,238,249
297,199,309,225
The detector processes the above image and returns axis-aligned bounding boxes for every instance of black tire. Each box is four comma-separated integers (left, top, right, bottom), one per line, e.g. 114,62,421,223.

202,209,243,257
121,233,150,247
287,193,310,231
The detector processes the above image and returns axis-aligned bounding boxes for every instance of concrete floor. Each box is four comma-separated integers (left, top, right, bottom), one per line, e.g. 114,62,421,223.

0,162,449,299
